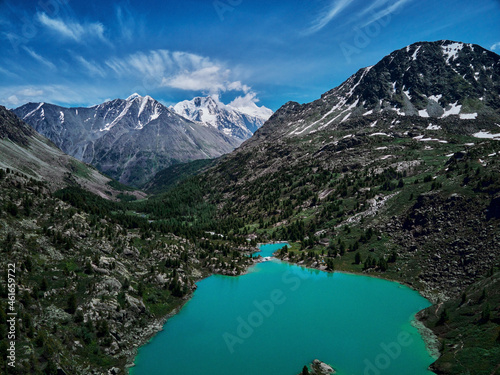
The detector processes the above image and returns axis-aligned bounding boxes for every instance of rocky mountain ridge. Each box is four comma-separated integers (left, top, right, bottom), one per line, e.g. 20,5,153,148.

13,94,254,187
248,40,499,143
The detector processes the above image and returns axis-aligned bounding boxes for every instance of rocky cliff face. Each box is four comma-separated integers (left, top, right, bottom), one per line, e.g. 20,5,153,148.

14,94,242,187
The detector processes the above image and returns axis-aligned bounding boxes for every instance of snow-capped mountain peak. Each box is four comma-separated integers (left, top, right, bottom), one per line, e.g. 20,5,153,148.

228,94,273,120
126,93,142,101
13,94,246,186
172,95,272,141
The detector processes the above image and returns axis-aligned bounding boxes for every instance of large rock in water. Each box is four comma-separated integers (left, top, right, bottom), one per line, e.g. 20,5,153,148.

298,359,335,375
311,359,335,375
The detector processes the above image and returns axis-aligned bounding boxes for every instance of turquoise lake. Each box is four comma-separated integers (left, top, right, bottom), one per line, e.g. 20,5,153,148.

131,243,436,375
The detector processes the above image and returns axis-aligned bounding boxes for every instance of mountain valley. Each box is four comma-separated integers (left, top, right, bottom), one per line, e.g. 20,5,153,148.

1,40,499,375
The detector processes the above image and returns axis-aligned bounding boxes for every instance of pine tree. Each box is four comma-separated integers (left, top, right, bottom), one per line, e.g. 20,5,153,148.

67,294,77,314
460,292,467,305
302,366,309,375
479,288,486,303
437,308,449,325
355,252,362,265
40,278,48,292
480,303,491,323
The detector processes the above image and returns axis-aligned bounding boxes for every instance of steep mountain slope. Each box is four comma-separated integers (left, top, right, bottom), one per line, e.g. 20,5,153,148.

249,40,499,142
144,40,500,374
14,94,241,187
0,106,139,199
172,95,272,142
417,271,500,374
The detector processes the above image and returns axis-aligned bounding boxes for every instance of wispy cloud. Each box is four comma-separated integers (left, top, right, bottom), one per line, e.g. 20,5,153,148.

0,66,19,79
36,12,107,43
74,56,106,78
358,0,391,17
491,42,500,51
165,66,250,94
115,4,144,42
0,86,45,107
22,46,56,70
304,0,355,35
361,0,412,27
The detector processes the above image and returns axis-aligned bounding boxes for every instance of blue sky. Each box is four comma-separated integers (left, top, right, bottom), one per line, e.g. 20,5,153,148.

0,0,499,111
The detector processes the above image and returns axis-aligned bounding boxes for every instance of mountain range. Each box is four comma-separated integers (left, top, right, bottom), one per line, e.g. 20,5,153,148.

1,40,499,375
13,94,271,187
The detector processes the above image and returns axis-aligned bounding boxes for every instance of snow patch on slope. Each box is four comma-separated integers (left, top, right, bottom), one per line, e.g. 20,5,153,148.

441,42,464,64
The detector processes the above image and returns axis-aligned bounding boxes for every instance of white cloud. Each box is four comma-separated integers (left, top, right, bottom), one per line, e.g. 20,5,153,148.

304,0,355,35
18,88,44,97
0,49,262,110
1,87,45,107
37,12,107,43
228,92,273,119
6,95,20,107
358,0,391,17
22,46,56,70
106,49,253,96
361,0,412,27
491,42,500,51
115,5,141,42
0,85,94,108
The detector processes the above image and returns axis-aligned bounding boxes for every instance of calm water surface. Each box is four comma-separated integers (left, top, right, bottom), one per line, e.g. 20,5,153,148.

131,243,435,375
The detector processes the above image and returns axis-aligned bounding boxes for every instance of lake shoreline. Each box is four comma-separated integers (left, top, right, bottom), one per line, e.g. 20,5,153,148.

128,243,440,374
